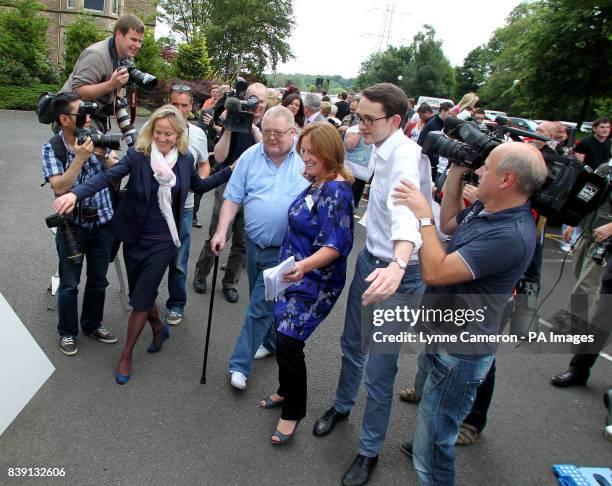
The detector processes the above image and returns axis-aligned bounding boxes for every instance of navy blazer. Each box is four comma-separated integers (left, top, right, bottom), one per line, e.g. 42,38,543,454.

72,147,232,243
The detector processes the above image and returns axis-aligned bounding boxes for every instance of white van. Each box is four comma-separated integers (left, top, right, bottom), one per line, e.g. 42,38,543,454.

416,96,454,114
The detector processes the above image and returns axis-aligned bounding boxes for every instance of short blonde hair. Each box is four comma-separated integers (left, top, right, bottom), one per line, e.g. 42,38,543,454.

136,104,189,155
320,101,332,117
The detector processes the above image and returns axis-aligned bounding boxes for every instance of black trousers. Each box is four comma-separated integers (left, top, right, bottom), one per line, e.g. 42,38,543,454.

352,179,366,209
569,258,612,373
276,331,307,421
464,359,496,432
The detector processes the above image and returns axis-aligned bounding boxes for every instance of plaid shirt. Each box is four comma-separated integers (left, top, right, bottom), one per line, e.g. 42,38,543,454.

41,132,113,228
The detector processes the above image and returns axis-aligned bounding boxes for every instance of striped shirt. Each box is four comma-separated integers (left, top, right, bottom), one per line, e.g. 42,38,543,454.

41,132,113,227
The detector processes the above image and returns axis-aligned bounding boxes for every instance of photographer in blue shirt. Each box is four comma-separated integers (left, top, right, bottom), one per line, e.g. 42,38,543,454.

392,142,547,485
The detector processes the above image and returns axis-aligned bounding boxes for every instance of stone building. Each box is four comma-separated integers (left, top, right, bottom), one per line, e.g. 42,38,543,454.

39,0,156,66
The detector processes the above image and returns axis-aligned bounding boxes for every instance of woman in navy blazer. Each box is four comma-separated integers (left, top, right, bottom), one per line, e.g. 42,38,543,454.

54,105,233,384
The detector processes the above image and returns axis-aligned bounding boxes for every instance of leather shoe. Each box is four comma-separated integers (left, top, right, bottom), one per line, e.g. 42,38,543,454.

551,368,588,387
193,277,207,294
223,288,239,303
342,454,378,486
313,407,349,437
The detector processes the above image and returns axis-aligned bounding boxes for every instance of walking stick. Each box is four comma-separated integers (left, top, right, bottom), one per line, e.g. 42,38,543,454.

201,255,219,384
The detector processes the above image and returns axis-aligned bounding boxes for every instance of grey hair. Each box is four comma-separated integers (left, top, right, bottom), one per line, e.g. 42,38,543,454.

351,95,361,104
262,105,294,128
496,150,548,196
303,93,321,111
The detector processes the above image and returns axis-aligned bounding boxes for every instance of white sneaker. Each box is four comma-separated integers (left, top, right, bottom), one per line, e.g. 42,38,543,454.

254,345,273,360
230,371,247,390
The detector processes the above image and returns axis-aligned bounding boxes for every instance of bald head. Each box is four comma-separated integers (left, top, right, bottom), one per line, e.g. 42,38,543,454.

536,121,557,139
492,142,548,196
246,82,267,123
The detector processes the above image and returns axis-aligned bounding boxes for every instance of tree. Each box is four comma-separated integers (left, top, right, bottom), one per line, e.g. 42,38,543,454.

62,15,105,81
454,46,492,99
174,34,212,81
159,0,294,80
135,30,171,79
0,0,57,85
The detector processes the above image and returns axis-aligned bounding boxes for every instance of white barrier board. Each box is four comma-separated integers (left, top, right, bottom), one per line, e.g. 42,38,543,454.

0,292,55,436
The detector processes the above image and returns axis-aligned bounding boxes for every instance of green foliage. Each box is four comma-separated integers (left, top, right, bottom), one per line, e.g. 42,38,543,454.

0,0,57,86
0,83,60,110
454,46,491,99
159,0,294,80
134,30,171,79
354,26,454,99
62,15,105,81
174,34,212,80
265,73,354,93
474,1,611,123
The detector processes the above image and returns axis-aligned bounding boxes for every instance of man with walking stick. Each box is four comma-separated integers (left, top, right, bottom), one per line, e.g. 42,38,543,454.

210,106,309,390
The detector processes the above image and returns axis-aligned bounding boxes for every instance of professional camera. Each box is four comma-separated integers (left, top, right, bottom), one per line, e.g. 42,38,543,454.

591,238,611,266
212,77,259,133
117,59,157,92
73,101,122,149
45,205,98,265
114,97,138,147
423,118,610,226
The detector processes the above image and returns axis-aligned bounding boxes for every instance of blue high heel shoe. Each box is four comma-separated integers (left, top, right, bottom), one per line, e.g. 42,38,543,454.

147,323,170,353
115,372,131,385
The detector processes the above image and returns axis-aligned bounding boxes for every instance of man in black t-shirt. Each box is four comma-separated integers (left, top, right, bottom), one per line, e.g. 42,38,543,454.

575,117,611,170
335,92,350,121
193,83,267,303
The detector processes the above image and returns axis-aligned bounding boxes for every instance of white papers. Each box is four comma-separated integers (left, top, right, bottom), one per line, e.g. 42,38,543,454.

263,256,296,301
0,292,55,436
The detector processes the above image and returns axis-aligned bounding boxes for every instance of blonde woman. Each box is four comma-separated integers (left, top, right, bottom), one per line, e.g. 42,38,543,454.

53,105,233,384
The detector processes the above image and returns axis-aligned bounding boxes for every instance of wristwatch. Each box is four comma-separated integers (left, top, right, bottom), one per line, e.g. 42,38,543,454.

419,217,435,229
391,256,408,270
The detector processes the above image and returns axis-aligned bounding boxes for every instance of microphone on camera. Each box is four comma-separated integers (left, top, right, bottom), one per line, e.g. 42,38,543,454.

224,96,241,112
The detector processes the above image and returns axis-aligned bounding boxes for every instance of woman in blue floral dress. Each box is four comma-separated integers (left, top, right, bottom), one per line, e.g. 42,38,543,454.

259,122,355,444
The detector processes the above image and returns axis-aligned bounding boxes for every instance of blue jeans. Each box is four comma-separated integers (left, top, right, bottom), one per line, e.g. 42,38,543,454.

333,248,425,457
227,237,278,377
166,208,193,314
55,223,113,337
413,352,494,486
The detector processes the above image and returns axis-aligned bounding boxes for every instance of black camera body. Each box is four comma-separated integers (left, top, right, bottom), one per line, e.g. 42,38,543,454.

117,59,157,92
45,205,99,265
73,101,122,149
212,77,257,133
591,238,611,266
423,119,610,226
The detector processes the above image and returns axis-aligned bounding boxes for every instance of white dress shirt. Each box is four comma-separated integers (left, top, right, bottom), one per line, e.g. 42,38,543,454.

362,128,432,263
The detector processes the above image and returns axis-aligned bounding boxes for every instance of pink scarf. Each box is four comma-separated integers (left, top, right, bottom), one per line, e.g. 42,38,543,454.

150,143,181,247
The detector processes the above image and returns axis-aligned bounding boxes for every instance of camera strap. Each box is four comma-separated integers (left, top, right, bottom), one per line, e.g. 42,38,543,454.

50,134,68,171
108,37,120,70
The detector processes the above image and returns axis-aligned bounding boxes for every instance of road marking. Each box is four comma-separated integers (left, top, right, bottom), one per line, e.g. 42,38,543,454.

540,319,612,365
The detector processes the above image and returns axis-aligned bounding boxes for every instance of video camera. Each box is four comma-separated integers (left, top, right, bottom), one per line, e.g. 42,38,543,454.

73,102,122,150
212,77,260,133
45,204,99,265
423,117,610,226
116,59,157,92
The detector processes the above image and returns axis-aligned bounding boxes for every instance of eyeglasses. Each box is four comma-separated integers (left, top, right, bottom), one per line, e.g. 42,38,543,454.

171,84,192,93
262,128,293,138
354,113,389,127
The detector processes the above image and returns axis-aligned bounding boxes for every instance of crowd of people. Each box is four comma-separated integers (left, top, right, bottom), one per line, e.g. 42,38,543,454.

41,13,612,486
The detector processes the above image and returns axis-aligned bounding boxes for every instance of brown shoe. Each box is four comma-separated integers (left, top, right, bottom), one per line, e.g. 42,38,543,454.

398,386,420,403
456,422,480,445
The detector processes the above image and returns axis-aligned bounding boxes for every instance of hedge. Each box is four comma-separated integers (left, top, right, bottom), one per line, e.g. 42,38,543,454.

0,84,60,111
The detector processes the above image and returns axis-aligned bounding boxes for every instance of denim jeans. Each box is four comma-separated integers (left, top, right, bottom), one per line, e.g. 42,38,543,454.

227,237,278,377
333,248,425,457
413,352,494,486
166,208,193,314
55,223,113,337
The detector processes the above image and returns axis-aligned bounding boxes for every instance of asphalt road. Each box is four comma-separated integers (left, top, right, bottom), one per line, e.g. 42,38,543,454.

0,110,609,485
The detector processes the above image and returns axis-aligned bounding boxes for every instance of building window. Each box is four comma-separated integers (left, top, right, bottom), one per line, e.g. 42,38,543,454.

66,0,75,8
84,0,105,11
112,0,119,14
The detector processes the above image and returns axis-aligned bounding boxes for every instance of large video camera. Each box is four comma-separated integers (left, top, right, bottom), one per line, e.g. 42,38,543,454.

74,101,121,150
117,59,157,92
45,204,99,265
212,77,260,133
423,117,609,226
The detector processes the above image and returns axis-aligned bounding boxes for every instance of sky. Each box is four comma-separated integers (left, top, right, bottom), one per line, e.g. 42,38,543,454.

156,0,524,79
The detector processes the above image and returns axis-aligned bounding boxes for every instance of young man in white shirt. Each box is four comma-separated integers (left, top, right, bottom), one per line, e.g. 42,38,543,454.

312,83,432,486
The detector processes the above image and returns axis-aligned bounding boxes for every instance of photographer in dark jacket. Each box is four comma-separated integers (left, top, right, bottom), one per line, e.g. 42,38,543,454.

192,83,267,304
42,93,119,356
61,14,144,132
417,101,454,180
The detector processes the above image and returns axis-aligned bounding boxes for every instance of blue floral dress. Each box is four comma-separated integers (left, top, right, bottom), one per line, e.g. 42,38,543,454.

274,180,354,341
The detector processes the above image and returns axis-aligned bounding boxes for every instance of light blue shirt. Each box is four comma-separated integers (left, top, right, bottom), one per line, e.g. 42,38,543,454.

224,141,309,248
